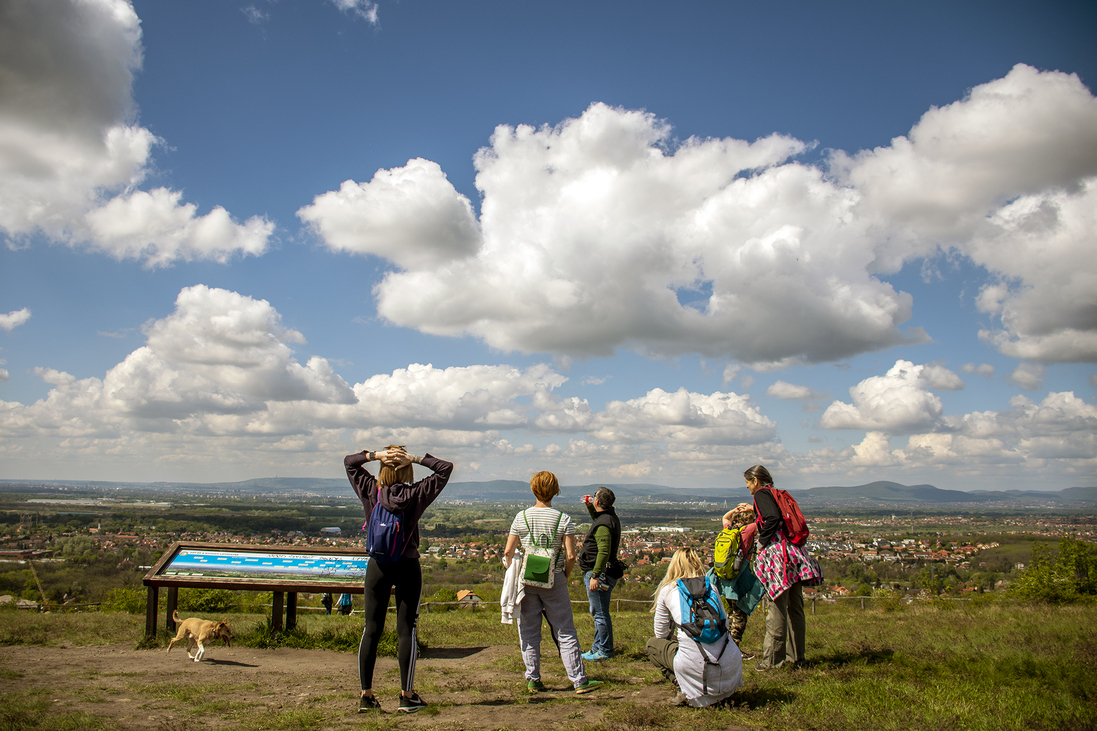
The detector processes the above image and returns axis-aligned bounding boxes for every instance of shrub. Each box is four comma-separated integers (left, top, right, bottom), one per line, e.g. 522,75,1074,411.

871,586,906,612
428,588,458,611
100,587,147,614
1011,534,1097,604
177,588,237,613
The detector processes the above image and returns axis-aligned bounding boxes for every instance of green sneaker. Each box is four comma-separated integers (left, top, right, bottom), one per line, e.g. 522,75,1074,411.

527,679,546,693
574,679,603,694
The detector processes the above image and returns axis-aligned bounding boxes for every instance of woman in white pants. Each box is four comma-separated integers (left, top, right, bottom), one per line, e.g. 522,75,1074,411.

503,471,602,695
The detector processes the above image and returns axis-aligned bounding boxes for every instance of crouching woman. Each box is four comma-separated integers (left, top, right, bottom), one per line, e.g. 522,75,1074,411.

646,547,743,707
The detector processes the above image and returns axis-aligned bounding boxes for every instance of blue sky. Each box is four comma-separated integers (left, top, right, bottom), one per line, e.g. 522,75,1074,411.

0,0,1095,491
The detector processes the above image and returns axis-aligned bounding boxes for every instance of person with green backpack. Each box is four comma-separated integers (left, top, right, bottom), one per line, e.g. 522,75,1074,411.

712,503,761,658
503,471,603,695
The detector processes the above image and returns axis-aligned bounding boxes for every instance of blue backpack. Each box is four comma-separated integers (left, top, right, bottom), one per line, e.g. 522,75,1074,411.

365,490,410,563
676,575,728,644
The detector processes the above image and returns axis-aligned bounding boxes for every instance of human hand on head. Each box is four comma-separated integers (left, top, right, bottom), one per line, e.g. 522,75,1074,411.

374,447,399,465
383,446,412,468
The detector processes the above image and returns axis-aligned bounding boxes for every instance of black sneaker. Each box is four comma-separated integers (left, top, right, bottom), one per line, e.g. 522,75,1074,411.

398,692,428,713
357,694,381,713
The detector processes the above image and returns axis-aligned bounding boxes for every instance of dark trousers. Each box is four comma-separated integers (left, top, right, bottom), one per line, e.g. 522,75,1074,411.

358,556,422,691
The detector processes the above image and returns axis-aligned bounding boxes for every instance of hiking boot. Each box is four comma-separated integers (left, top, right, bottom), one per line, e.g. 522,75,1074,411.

574,679,603,694
527,679,546,693
740,650,756,661
397,692,428,713
357,694,381,713
581,650,610,662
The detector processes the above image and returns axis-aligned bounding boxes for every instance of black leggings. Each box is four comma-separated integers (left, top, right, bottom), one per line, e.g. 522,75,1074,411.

357,555,422,692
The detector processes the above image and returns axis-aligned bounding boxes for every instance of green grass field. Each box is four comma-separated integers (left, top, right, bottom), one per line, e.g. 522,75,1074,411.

1,598,1094,731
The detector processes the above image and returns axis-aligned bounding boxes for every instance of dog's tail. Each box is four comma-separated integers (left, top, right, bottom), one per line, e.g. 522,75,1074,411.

172,609,180,623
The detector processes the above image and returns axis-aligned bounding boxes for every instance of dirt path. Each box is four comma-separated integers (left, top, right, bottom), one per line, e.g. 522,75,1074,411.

0,642,706,730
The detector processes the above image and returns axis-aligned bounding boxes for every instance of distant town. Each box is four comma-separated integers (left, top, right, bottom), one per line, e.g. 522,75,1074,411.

5,504,1094,607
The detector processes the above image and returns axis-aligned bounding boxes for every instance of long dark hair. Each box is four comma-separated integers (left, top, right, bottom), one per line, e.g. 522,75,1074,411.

744,464,773,486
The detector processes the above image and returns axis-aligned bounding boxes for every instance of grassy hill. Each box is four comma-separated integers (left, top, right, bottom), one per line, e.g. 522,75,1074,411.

1,598,1094,730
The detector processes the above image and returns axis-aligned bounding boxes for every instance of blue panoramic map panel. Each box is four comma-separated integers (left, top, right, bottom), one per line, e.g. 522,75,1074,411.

161,549,369,583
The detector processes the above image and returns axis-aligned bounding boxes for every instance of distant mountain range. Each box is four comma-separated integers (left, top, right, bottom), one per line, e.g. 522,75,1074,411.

795,482,1097,506
2,477,1094,507
439,480,1097,506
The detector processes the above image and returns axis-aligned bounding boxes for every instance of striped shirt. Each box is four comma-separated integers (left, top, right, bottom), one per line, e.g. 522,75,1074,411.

509,507,574,573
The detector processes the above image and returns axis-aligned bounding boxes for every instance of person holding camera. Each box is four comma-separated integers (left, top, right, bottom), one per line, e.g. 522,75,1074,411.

578,486,622,662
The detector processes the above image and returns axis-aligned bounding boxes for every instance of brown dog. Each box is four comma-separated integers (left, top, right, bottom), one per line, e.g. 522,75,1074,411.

166,609,233,662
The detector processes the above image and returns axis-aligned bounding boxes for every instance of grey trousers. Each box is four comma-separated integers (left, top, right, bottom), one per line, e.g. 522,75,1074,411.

760,582,804,669
517,573,588,688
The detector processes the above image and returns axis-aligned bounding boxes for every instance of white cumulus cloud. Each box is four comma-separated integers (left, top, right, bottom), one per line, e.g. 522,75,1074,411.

311,66,1097,367
803,390,1097,482
298,159,480,270
331,0,378,24
907,391,1097,466
591,387,776,445
820,360,962,433
85,189,273,267
0,285,356,439
1006,363,1046,391
349,363,565,430
962,363,995,379
839,64,1097,362
847,431,902,467
0,308,31,331
0,285,594,470
0,0,272,265
308,102,922,363
766,381,816,400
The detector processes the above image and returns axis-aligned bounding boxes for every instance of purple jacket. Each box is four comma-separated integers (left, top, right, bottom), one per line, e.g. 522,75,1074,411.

344,452,453,559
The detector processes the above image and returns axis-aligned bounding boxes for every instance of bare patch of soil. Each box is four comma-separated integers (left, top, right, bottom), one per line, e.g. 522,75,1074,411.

0,642,710,730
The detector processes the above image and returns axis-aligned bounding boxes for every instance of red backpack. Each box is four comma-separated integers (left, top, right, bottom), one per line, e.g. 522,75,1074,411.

755,486,809,546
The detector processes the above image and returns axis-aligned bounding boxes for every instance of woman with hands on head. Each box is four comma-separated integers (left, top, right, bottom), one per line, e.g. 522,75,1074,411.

344,445,453,714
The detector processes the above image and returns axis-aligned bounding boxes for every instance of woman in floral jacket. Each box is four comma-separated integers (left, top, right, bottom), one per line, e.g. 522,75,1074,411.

746,465,823,671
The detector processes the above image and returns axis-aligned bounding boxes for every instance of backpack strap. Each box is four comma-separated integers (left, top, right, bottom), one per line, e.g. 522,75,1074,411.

698,632,730,696
552,511,564,545
523,509,564,549
755,486,795,588
371,483,416,560
673,577,730,697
